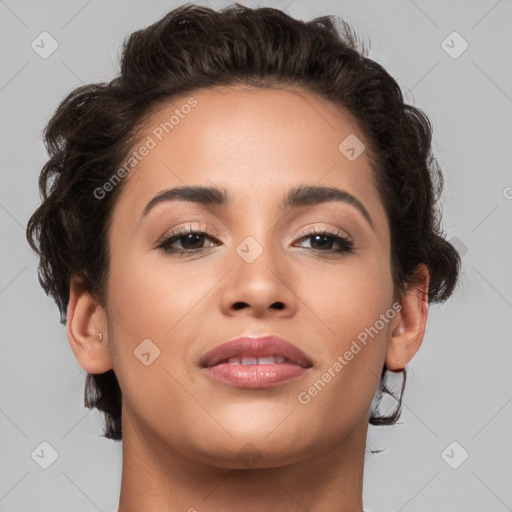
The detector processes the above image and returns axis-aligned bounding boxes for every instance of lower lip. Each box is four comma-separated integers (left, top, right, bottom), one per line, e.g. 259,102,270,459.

203,363,309,389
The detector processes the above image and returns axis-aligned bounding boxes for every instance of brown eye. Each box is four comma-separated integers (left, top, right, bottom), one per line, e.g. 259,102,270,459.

295,229,353,254
157,227,220,256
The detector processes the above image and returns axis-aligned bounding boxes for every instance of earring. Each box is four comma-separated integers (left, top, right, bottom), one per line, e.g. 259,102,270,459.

98,332,103,342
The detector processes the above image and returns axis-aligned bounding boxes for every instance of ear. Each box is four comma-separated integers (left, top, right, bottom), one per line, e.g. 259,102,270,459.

66,275,113,374
385,264,430,371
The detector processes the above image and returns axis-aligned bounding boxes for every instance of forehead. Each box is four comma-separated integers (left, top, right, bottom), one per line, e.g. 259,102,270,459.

113,85,385,229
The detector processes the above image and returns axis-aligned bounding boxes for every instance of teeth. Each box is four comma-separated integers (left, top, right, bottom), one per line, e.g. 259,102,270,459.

225,356,288,365
257,356,277,364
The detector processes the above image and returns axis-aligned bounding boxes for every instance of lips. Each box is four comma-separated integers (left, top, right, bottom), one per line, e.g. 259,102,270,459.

199,335,314,369
199,335,314,389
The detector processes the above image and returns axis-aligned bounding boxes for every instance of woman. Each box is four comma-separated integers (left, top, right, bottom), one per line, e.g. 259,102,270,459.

26,3,460,511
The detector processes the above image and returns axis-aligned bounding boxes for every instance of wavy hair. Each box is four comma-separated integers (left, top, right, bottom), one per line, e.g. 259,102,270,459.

26,3,461,440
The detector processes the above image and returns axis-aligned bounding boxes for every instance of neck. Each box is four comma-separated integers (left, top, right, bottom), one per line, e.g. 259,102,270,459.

117,407,367,512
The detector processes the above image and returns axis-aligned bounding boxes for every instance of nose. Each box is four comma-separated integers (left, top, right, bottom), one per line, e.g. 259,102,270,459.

219,237,298,319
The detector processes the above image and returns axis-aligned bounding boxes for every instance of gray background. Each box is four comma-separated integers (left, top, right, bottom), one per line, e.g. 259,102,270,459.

1,0,511,510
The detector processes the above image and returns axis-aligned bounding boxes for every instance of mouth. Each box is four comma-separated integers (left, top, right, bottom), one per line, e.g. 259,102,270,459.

199,335,313,389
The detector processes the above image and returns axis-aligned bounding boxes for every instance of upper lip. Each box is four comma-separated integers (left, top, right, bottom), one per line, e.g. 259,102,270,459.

199,335,314,368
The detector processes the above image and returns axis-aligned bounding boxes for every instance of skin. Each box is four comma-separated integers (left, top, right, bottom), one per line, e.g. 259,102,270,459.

67,86,429,512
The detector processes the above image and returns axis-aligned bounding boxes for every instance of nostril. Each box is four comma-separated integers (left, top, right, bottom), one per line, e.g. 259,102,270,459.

232,301,285,311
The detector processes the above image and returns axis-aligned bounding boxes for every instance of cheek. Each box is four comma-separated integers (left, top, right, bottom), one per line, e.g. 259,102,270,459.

305,252,394,344
296,253,394,404
103,249,203,433
104,245,221,387
107,248,194,338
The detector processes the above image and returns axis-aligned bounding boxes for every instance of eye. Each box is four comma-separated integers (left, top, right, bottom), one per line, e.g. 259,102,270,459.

294,228,353,254
157,225,219,256
156,225,354,257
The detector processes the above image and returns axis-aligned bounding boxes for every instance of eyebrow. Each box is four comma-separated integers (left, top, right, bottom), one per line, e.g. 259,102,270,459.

141,184,375,230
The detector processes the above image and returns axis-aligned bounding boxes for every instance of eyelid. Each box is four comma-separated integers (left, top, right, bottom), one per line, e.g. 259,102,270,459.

291,224,353,244
155,223,218,245
157,223,352,242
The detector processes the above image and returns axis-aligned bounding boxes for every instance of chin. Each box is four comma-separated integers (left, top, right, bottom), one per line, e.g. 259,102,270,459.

194,438,313,470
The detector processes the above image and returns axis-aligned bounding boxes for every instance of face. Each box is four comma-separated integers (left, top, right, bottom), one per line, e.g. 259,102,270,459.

104,85,397,467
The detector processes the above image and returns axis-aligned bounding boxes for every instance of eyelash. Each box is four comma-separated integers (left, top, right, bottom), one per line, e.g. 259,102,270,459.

156,224,354,257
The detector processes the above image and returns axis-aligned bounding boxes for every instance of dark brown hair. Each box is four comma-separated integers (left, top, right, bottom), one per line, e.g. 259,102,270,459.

26,3,461,440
